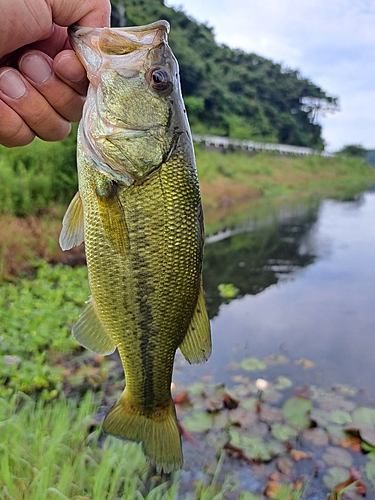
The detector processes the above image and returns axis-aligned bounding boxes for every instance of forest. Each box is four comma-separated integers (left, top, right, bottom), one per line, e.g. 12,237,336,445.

111,0,339,149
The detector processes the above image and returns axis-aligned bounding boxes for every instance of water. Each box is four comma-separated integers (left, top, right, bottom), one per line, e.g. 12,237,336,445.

177,189,375,394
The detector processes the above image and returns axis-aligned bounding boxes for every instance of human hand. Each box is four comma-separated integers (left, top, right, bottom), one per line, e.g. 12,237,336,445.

0,0,111,147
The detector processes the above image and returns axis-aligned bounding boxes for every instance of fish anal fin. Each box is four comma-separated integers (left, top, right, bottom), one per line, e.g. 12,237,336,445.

72,298,116,355
59,192,84,251
179,282,212,364
103,391,182,473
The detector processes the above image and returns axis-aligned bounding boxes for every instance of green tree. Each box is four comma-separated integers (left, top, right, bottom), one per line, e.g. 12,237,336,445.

111,0,339,148
338,144,368,158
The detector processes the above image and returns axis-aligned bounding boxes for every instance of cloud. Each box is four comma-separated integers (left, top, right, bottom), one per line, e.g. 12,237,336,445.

166,0,375,150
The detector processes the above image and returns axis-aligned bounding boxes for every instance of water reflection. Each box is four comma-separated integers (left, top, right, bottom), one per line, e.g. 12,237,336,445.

203,203,319,318
193,190,375,394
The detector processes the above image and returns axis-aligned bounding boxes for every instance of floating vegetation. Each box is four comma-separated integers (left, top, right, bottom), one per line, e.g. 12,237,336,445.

1,263,375,497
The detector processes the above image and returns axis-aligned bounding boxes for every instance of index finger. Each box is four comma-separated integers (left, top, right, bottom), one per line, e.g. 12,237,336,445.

48,0,111,28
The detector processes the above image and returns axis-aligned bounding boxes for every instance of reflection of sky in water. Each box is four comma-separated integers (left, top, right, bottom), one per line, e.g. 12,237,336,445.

178,191,375,394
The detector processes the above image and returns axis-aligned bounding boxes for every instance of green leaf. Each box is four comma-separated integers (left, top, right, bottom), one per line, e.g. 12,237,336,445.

186,382,206,395
228,429,283,462
325,424,349,446
351,407,375,426
181,411,212,433
302,428,329,447
271,423,298,442
217,283,240,299
281,397,313,429
323,466,350,490
362,441,375,453
237,357,267,372
274,376,293,390
365,460,375,486
263,354,289,365
330,409,352,425
322,447,353,468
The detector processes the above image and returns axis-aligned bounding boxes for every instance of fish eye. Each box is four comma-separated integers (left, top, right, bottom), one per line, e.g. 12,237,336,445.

149,68,173,96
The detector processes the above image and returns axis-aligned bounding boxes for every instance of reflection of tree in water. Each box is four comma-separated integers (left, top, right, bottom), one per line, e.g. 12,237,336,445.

203,206,319,319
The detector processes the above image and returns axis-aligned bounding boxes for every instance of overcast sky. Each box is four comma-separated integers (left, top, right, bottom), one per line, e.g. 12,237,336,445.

165,0,375,152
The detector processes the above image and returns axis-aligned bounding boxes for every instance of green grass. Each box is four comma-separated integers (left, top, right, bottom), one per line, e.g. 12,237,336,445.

0,392,258,500
195,147,375,208
0,392,150,500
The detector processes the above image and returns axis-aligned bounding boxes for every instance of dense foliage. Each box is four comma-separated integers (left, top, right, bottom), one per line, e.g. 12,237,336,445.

111,0,339,148
338,144,368,158
0,125,78,216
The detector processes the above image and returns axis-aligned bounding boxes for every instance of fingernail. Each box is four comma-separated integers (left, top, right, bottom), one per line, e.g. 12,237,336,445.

19,53,52,84
54,54,86,83
0,69,26,99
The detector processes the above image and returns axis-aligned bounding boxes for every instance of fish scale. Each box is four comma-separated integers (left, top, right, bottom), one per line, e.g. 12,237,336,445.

60,21,211,473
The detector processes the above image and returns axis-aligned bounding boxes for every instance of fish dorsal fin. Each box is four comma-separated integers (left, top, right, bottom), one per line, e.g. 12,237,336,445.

59,192,84,251
72,298,116,355
179,282,211,364
96,192,130,254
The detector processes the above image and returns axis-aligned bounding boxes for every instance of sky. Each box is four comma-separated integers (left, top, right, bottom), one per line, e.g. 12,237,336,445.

165,0,375,152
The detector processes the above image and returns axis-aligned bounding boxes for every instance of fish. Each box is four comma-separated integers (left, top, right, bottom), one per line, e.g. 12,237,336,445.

59,21,211,473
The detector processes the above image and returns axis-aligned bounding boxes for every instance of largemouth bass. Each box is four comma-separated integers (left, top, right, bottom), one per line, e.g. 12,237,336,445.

59,21,211,473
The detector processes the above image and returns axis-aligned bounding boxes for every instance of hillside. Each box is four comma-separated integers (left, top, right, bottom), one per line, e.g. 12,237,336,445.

111,0,339,149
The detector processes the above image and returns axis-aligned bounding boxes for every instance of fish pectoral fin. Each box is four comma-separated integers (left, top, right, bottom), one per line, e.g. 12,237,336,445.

179,282,212,364
59,192,85,251
72,298,116,355
97,193,130,254
103,391,182,474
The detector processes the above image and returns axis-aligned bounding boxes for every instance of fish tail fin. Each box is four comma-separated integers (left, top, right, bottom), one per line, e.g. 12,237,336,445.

103,391,182,473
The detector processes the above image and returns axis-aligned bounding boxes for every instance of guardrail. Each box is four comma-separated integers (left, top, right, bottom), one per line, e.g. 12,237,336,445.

192,134,334,157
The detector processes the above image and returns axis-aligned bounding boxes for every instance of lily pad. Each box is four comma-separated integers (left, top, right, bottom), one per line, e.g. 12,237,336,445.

212,411,230,431
206,431,228,451
228,429,284,462
302,428,329,447
310,408,332,428
317,394,356,412
353,426,375,447
241,397,257,411
364,460,375,486
259,405,282,424
186,382,206,395
345,413,375,447
228,407,257,428
295,358,315,369
322,446,353,468
263,354,289,365
262,388,282,404
270,423,298,442
330,409,352,425
237,357,267,372
181,410,213,433
274,376,293,390
276,456,295,475
351,406,375,427
332,384,357,397
323,466,350,490
281,396,313,429
326,424,349,446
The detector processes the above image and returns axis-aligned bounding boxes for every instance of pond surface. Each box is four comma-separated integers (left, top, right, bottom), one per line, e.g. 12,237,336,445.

177,188,375,396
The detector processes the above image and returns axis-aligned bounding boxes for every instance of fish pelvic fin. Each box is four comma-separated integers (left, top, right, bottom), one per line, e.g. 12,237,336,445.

179,281,212,364
96,190,130,254
103,391,182,474
72,297,116,355
59,192,85,250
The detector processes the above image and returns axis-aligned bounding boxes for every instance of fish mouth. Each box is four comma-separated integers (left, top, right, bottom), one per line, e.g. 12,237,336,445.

69,20,170,61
